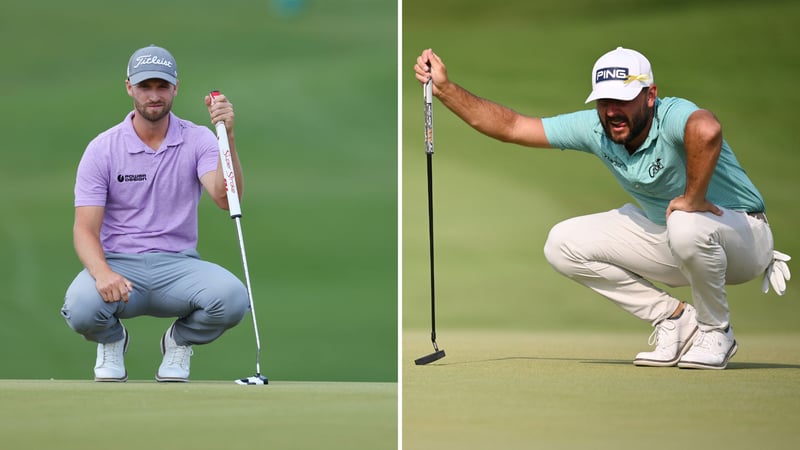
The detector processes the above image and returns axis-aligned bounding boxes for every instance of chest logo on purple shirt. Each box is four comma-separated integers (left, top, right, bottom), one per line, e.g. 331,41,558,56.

117,174,148,182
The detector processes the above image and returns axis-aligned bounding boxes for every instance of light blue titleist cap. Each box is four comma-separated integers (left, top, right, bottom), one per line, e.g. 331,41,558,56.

126,45,178,85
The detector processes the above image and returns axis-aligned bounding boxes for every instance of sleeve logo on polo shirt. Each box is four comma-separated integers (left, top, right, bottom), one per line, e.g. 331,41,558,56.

117,174,148,182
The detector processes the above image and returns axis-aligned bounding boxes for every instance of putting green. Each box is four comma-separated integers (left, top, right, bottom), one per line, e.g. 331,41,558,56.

404,330,800,450
0,380,397,450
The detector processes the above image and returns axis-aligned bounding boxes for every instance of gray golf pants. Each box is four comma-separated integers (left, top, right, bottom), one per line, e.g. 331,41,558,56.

544,204,774,331
62,249,249,346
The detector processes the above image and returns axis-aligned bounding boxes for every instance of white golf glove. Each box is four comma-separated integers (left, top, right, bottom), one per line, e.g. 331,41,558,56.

762,250,791,296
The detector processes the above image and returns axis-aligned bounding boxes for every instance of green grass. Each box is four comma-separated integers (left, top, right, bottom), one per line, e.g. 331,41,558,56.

0,380,397,450
404,331,800,450
1,0,397,382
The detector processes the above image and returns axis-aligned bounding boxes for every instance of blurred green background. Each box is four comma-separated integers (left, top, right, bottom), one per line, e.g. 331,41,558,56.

402,0,799,336
1,0,397,382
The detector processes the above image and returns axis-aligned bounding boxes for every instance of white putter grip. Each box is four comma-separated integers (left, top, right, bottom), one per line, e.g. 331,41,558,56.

210,91,242,218
423,76,434,155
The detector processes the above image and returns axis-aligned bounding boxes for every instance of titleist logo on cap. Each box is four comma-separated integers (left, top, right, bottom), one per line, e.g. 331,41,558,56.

132,54,174,69
595,67,629,82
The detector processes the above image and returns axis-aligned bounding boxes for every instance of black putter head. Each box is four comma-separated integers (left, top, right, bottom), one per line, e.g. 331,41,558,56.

414,349,446,365
235,373,269,385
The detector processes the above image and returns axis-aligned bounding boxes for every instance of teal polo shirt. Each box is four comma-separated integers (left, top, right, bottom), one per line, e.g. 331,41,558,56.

542,97,765,225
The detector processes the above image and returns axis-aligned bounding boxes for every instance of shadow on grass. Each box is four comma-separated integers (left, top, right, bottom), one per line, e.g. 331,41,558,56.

584,360,800,370
423,356,800,370
725,361,800,370
420,356,626,366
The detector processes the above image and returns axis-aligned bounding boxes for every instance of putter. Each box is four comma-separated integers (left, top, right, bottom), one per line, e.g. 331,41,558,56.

210,91,268,386
415,71,446,366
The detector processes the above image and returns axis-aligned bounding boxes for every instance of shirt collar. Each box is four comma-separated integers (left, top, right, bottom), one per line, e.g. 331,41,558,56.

593,97,662,155
634,97,661,153
123,111,184,153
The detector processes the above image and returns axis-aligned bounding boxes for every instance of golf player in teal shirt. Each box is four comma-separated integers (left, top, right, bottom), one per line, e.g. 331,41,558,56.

414,46,791,369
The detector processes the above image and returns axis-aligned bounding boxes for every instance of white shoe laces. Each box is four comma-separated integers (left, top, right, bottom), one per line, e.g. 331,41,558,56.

691,331,713,350
99,340,124,367
166,345,193,369
648,319,677,347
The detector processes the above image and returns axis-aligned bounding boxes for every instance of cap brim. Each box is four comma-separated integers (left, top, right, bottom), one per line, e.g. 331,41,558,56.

128,71,177,86
585,84,642,104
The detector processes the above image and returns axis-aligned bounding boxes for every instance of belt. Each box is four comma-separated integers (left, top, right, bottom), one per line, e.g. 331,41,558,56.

747,211,768,223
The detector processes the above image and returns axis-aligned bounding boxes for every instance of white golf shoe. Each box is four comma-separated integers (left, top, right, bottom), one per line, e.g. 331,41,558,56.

156,323,192,382
634,303,698,367
94,326,129,382
678,326,738,370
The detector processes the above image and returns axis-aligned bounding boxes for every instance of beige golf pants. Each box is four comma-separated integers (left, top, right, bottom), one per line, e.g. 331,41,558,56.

543,203,774,331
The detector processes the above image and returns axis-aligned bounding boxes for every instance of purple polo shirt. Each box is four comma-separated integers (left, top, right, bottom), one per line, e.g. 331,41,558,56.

75,111,219,253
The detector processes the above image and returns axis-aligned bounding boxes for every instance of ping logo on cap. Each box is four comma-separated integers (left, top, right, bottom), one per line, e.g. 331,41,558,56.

595,67,629,83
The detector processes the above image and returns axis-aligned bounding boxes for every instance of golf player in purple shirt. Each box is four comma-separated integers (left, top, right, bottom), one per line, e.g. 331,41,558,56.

61,45,249,382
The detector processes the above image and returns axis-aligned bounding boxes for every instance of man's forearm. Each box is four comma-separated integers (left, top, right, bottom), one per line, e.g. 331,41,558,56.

73,227,111,279
436,81,521,143
683,110,722,204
